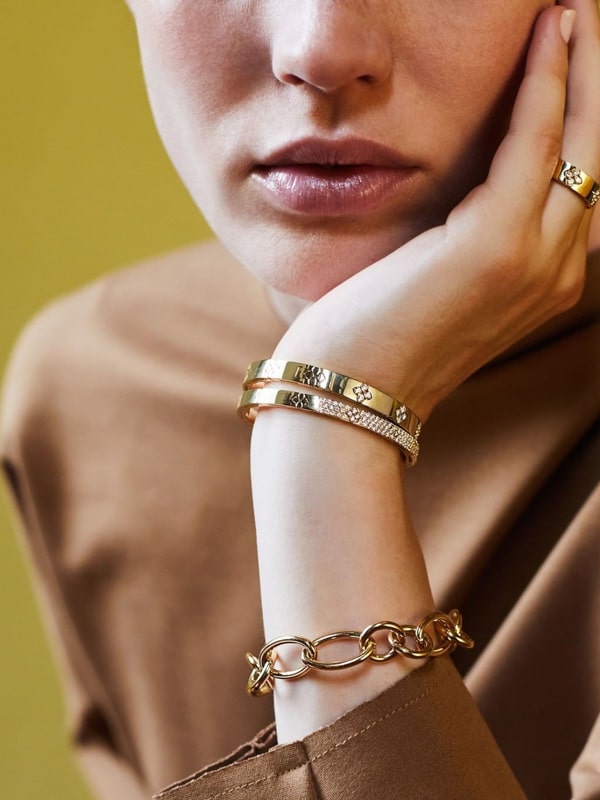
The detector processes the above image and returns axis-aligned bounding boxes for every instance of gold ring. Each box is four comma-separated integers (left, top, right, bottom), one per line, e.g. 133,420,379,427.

552,159,600,208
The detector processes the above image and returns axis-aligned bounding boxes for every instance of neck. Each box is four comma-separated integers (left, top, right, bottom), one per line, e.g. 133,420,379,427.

266,286,310,326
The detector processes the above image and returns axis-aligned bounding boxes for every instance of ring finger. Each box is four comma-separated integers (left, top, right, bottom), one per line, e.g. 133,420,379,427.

544,0,600,238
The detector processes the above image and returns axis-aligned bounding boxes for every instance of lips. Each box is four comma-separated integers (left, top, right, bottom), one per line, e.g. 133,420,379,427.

252,137,419,216
258,137,415,169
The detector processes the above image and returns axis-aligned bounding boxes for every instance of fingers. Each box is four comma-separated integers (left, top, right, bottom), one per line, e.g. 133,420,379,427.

483,5,569,224
479,0,600,255
544,0,600,233
557,0,600,176
444,4,598,332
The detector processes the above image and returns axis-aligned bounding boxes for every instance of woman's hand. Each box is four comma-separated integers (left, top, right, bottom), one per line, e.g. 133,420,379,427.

251,0,599,744
274,0,600,421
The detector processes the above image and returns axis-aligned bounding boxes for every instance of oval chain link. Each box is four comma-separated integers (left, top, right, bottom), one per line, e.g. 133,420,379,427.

258,635,317,679
389,625,434,659
445,609,475,649
246,652,274,696
302,631,376,671
417,612,458,657
359,621,407,663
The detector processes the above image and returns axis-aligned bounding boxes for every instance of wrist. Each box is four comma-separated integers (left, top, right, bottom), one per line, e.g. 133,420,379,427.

271,334,440,423
251,409,432,632
249,401,434,743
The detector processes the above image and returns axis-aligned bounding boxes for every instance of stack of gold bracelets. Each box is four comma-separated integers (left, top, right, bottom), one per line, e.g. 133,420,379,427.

237,359,473,696
238,358,422,465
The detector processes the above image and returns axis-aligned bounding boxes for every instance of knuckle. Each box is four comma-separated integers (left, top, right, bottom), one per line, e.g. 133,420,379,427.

482,235,536,289
535,129,563,170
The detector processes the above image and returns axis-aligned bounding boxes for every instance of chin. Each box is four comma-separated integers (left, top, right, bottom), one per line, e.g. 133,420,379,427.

214,215,435,301
234,235,395,301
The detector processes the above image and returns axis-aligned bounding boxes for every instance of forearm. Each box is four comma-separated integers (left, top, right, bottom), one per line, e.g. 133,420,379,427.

251,408,434,744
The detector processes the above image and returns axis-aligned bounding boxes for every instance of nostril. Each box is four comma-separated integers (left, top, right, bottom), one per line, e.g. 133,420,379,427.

281,73,305,87
284,76,371,88
271,14,393,94
277,69,382,92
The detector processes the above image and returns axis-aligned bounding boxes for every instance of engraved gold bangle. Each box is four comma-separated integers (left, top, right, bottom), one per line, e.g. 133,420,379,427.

238,387,419,465
243,359,421,439
246,610,474,697
552,159,600,208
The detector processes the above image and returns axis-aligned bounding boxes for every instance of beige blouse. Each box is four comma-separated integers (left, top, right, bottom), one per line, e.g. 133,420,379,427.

1,240,599,800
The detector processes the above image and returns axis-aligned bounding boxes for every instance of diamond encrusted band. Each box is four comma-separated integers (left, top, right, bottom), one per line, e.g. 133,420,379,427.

243,359,421,438
237,387,419,465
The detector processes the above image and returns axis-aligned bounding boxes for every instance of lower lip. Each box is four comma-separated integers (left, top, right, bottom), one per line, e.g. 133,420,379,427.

251,165,417,216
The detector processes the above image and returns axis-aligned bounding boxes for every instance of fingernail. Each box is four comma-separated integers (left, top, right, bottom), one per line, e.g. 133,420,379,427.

560,9,576,44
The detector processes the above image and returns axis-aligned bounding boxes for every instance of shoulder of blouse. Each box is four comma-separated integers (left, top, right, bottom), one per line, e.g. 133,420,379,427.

0,239,283,462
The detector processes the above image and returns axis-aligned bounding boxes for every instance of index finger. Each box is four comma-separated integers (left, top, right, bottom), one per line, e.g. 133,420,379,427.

483,6,570,223
544,0,600,233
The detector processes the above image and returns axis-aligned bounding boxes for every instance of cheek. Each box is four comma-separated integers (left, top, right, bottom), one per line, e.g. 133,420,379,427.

398,1,550,186
132,1,266,198
135,2,267,120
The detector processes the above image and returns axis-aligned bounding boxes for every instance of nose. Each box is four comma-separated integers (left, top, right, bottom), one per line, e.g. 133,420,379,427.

270,1,393,94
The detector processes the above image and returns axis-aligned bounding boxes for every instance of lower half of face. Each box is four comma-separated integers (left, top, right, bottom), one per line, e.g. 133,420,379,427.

131,0,551,301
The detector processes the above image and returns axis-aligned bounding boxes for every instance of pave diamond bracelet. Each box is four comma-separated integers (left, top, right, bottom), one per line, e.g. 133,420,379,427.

243,359,421,439
237,387,419,465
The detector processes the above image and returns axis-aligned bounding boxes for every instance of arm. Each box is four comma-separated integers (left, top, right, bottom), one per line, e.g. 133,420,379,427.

251,410,433,744
252,0,598,743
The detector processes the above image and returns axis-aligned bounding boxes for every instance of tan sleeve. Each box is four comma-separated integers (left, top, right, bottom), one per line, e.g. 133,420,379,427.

154,657,526,800
2,457,150,800
1,314,151,800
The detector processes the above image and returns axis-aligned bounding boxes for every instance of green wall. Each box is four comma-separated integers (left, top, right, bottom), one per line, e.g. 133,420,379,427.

1,2,210,796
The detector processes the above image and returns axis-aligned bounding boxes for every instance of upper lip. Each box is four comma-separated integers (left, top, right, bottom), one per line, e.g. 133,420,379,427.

256,137,415,169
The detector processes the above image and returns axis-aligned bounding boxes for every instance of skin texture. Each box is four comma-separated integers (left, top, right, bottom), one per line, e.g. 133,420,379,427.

272,2,600,420
127,0,557,299
125,0,600,743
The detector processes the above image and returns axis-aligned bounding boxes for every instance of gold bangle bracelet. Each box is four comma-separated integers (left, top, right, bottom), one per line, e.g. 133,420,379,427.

238,387,419,465
246,610,474,697
243,359,421,439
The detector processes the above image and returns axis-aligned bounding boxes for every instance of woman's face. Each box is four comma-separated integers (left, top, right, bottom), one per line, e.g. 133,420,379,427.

126,0,552,299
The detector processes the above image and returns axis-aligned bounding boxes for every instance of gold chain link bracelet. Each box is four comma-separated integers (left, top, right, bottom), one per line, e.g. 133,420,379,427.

246,610,474,697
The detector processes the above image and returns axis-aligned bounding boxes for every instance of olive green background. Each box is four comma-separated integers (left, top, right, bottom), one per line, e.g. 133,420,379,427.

1,2,210,796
